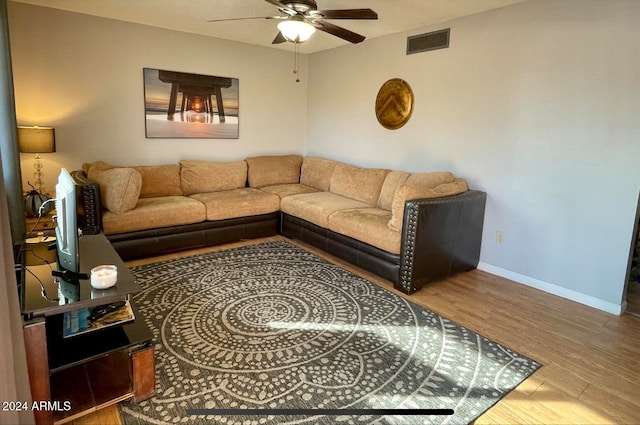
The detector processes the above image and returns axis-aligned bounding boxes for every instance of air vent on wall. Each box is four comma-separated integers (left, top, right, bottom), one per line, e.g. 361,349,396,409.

406,28,450,55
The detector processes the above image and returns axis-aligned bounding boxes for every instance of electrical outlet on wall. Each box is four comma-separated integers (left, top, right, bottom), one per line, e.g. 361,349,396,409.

496,231,505,244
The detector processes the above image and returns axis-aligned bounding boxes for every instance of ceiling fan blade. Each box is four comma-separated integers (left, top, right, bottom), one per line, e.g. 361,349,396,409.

314,20,366,44
272,31,287,44
207,16,281,23
315,9,378,20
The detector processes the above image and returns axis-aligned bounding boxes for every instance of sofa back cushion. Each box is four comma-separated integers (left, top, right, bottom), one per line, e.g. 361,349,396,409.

134,164,183,198
329,163,390,206
87,162,142,214
180,160,247,195
377,171,410,210
387,179,468,231
300,157,338,191
245,155,302,188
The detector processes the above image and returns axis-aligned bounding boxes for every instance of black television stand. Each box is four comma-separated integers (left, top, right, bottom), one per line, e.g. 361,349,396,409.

20,233,155,425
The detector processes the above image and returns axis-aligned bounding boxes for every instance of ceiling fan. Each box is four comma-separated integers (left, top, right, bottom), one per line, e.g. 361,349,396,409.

208,0,378,44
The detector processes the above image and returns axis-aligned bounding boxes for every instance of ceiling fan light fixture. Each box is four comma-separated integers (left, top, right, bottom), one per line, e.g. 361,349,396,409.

277,16,316,43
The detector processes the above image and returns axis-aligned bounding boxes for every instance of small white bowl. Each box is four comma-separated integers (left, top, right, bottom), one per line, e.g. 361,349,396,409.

90,265,118,289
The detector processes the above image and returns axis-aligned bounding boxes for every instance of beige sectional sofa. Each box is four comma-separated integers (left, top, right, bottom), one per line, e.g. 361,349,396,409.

75,154,486,294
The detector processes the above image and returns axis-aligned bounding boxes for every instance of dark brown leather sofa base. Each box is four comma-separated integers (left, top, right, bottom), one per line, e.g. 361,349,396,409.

106,213,278,260
282,190,487,294
281,213,401,284
397,190,487,294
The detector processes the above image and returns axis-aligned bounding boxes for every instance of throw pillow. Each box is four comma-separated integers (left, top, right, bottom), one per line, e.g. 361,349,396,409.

405,171,455,188
377,170,410,210
86,160,113,173
387,180,468,231
88,166,142,214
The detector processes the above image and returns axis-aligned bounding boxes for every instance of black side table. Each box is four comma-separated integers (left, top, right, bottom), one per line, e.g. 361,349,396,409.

20,233,155,425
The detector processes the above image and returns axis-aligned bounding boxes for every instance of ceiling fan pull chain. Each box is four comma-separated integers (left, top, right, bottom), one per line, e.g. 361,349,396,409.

293,42,301,83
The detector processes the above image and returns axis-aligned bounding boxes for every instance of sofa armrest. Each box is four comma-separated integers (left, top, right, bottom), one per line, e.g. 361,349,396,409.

70,170,104,234
396,190,487,294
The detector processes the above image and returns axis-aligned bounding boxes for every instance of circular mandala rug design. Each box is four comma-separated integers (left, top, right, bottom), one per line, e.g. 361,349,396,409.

120,240,540,425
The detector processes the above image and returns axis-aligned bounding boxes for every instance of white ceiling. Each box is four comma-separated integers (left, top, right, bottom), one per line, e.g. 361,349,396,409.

11,0,528,53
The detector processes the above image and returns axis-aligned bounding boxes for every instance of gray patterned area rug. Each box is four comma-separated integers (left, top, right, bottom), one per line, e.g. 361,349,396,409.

120,240,540,424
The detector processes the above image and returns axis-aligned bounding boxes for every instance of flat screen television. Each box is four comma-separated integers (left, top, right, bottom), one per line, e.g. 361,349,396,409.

54,168,81,276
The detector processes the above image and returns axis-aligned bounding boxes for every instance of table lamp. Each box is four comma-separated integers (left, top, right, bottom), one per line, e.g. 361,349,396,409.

18,126,56,218
18,125,56,193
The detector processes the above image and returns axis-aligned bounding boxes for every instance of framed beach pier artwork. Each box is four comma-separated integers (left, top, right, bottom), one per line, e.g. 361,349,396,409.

143,68,239,139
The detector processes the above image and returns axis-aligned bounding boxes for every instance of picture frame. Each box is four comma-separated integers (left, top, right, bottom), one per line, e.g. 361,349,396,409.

143,68,239,139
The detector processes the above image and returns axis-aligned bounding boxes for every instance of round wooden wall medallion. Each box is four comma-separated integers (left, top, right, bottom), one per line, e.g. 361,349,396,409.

375,78,414,130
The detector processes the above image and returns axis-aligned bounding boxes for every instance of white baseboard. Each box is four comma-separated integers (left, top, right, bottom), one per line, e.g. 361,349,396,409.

477,262,625,315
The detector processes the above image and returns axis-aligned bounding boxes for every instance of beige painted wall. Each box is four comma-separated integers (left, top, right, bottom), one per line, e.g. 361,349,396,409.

9,1,640,314
305,0,640,313
9,2,307,193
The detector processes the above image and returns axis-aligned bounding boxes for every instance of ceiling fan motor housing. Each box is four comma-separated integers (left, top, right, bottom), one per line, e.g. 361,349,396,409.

282,0,318,14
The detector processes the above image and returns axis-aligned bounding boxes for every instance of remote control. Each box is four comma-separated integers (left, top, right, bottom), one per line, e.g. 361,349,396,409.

88,301,126,322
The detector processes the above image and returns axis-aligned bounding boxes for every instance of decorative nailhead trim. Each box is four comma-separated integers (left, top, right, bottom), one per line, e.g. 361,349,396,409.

398,190,486,294
399,202,419,293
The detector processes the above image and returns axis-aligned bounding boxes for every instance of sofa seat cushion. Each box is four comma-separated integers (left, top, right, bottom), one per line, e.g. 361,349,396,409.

328,208,401,255
258,183,320,199
280,192,371,229
190,188,280,221
102,196,206,235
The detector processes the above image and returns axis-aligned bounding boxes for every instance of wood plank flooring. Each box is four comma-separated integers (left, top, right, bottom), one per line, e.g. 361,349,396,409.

72,236,640,424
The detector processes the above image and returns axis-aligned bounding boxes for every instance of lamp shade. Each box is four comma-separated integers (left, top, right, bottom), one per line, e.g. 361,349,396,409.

277,17,316,43
18,126,56,154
